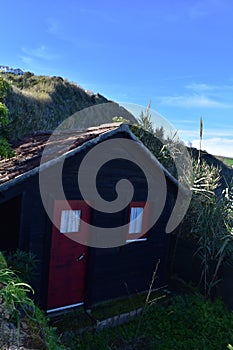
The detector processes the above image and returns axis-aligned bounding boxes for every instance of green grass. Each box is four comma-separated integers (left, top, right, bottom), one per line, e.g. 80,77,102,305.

51,289,165,333
57,294,233,350
216,155,233,167
1,72,137,141
1,73,109,140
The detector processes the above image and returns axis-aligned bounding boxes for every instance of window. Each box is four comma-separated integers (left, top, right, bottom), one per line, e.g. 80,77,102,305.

129,207,143,234
127,203,148,243
60,210,81,233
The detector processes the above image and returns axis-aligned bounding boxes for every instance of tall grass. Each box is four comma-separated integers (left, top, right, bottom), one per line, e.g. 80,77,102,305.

179,159,233,297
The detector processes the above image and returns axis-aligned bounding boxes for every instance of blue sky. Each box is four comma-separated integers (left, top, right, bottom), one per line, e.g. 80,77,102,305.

1,0,233,157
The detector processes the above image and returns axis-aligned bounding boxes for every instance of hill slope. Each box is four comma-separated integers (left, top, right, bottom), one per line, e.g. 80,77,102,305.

189,147,233,190
1,72,136,140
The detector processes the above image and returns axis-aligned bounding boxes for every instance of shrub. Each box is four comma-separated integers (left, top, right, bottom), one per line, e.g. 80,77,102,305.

4,249,38,283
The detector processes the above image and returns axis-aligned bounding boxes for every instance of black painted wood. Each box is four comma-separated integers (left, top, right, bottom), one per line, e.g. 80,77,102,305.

0,131,178,308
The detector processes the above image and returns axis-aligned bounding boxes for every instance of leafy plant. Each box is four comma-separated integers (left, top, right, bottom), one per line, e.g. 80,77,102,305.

0,268,34,323
4,249,38,283
0,259,65,349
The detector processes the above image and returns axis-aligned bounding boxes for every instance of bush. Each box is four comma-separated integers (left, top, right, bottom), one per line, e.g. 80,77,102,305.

4,249,38,283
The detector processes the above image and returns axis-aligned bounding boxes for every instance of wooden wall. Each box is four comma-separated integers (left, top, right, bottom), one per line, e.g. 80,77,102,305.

0,131,178,308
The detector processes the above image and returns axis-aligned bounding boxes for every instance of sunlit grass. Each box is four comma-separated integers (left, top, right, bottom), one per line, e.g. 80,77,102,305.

216,155,233,167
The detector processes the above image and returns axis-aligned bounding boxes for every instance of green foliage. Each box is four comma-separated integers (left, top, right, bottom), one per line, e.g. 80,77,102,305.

0,102,9,127
0,137,15,158
4,249,38,283
26,306,67,350
0,252,7,269
112,116,130,123
0,77,14,158
224,158,233,167
0,77,11,131
54,289,164,335
1,73,120,140
216,156,233,168
130,124,180,178
0,267,17,285
0,251,37,324
0,76,11,103
137,104,154,133
0,252,65,349
179,160,233,297
0,268,35,324
63,294,233,350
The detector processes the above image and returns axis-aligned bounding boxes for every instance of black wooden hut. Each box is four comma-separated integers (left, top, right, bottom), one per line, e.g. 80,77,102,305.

0,123,180,312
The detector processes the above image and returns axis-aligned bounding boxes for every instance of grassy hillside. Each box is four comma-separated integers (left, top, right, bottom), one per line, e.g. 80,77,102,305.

1,72,136,140
215,155,233,168
189,147,233,192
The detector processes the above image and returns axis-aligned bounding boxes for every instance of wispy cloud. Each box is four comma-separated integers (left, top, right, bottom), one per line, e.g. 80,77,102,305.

158,79,233,109
20,56,34,66
175,119,197,124
178,126,233,157
18,54,44,73
185,83,217,92
180,129,233,139
21,45,59,61
185,82,233,92
191,137,233,157
158,95,232,108
19,45,60,73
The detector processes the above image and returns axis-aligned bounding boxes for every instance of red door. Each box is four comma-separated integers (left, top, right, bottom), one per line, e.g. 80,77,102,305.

47,200,90,311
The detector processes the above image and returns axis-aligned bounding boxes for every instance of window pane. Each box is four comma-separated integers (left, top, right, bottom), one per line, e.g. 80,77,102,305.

60,210,81,233
129,207,143,234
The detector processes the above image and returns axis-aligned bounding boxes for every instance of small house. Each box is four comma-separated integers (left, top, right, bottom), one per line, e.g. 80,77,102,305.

0,123,180,312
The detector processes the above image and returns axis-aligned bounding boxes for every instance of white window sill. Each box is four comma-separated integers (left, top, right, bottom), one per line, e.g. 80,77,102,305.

126,238,147,243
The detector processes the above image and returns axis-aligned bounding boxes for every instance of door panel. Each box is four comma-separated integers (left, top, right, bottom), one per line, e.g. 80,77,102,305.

47,200,90,310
